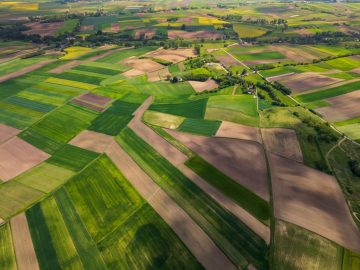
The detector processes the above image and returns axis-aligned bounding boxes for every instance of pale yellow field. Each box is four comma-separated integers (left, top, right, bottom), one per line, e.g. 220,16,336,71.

61,46,92,60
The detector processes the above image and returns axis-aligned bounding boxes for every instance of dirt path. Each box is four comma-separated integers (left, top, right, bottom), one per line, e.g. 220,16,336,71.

105,139,235,270
11,213,40,270
128,97,188,166
0,59,55,83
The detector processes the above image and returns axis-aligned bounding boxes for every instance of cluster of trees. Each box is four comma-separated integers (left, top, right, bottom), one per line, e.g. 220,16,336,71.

256,82,285,106
272,81,291,95
185,54,216,69
349,160,360,177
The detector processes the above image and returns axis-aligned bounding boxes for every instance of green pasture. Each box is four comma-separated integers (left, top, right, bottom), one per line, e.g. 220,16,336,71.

0,181,44,219
177,118,221,136
116,128,269,270
14,163,74,193
273,220,343,270
0,223,16,270
96,47,158,63
99,203,202,269
56,19,79,36
26,197,84,269
149,98,208,118
89,99,141,135
143,110,185,129
65,155,144,242
47,144,99,172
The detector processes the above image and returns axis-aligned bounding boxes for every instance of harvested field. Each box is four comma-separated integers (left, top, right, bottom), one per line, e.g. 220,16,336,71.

103,23,120,33
23,22,64,37
147,67,171,82
0,137,49,181
129,97,188,166
189,79,218,92
144,48,196,63
316,90,360,122
69,130,113,153
168,30,224,40
122,68,145,77
121,57,164,73
80,25,94,32
70,99,104,112
134,29,156,39
49,60,82,74
215,121,261,142
105,140,235,270
0,60,55,83
76,92,112,106
167,130,269,200
0,124,20,144
262,128,303,162
269,153,360,252
216,55,239,68
11,213,40,270
273,72,342,93
269,45,317,62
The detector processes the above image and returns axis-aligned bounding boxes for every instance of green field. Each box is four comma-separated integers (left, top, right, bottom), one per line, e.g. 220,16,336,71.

116,128,269,269
149,98,208,118
56,19,79,36
233,24,268,38
19,104,98,154
177,118,221,136
0,223,16,270
273,220,343,270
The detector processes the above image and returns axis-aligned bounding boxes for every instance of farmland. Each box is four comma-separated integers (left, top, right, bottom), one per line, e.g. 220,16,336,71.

0,1,360,269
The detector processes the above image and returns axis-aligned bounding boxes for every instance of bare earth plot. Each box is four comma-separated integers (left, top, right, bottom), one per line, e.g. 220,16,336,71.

216,121,261,143
262,128,303,162
216,55,239,68
71,92,113,112
144,48,196,63
105,139,235,270
168,30,224,40
69,130,113,153
0,124,21,144
189,79,218,92
269,153,360,252
147,67,171,82
167,130,269,200
134,29,156,39
0,59,55,83
269,45,317,62
316,90,360,122
121,57,164,73
0,137,50,181
23,22,63,37
273,72,342,93
122,68,145,77
11,213,40,270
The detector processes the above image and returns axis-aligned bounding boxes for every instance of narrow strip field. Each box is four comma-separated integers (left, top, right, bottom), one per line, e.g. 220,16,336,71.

10,213,40,270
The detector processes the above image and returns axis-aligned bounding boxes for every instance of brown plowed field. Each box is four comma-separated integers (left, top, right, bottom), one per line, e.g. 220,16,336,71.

189,79,218,92
0,137,49,181
167,130,269,200
262,128,303,162
316,90,360,122
216,121,261,143
121,57,164,73
168,30,224,40
69,130,113,153
216,55,239,68
11,213,40,270
144,48,196,63
23,22,63,37
0,124,20,144
269,153,360,252
274,72,342,93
